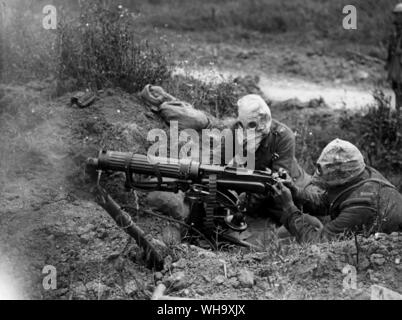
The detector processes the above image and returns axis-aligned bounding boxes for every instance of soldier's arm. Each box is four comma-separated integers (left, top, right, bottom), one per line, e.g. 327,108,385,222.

293,184,328,216
281,199,376,243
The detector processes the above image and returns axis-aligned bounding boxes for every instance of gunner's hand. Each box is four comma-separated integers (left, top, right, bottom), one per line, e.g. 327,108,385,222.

277,169,297,195
271,181,295,211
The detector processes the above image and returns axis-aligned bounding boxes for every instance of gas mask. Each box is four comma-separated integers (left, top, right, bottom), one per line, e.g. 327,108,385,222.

231,94,272,167
312,138,366,188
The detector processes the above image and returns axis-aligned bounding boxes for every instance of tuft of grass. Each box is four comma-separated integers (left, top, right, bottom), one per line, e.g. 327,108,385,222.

164,71,264,120
164,74,238,118
339,90,402,190
56,1,171,94
0,1,172,94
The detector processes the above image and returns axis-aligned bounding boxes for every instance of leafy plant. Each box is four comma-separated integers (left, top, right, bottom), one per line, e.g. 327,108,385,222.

56,1,171,93
339,90,402,173
164,74,239,118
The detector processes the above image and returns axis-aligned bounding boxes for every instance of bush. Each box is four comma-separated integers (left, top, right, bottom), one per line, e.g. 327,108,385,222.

164,72,266,120
339,91,402,173
286,110,342,174
57,1,171,93
0,1,171,91
164,74,238,118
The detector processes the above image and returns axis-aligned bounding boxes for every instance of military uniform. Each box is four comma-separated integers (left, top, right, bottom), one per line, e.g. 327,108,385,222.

254,120,309,187
242,119,311,224
223,94,310,224
281,167,402,243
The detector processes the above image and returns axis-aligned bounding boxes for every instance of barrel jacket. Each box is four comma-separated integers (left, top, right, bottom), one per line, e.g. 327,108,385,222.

281,167,402,243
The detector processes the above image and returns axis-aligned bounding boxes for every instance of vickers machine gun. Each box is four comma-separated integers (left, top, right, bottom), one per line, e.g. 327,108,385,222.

86,150,286,258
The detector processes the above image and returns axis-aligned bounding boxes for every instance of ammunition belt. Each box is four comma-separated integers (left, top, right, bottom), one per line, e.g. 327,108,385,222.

204,174,217,234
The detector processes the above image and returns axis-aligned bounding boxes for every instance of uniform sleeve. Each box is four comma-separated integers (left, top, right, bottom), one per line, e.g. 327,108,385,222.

271,130,295,174
281,198,377,243
294,184,328,216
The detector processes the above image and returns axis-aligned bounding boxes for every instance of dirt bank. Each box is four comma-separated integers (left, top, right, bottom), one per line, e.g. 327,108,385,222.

0,84,162,299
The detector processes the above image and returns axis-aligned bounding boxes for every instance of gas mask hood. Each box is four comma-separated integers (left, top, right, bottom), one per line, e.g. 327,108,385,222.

231,95,272,167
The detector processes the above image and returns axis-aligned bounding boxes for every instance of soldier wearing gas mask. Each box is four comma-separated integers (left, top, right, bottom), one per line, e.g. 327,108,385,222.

229,94,311,224
271,139,402,243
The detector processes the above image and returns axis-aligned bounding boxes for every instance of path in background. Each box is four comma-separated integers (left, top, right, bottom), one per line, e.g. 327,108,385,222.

174,66,394,110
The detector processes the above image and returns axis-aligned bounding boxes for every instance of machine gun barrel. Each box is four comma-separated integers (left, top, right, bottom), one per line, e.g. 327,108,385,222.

87,150,225,180
86,150,278,194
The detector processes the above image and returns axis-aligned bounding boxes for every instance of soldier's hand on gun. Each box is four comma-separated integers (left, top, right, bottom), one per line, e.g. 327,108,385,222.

276,168,297,195
271,181,295,211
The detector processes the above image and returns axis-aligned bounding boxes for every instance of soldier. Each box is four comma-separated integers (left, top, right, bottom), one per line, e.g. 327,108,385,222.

386,3,402,118
231,95,306,180
271,139,402,243
230,94,311,224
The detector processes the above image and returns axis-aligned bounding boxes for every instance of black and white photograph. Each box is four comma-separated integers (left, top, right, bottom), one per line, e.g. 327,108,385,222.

0,0,401,304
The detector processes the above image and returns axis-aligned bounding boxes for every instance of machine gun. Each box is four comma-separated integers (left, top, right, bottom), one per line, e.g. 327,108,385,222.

86,150,286,252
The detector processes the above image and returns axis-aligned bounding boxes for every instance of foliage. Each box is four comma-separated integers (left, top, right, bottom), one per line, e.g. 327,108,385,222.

56,1,171,93
339,90,402,173
164,74,239,118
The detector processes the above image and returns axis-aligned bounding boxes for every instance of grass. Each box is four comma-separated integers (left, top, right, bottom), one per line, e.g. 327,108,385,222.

163,73,239,119
1,0,172,94
56,1,171,94
339,91,402,190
